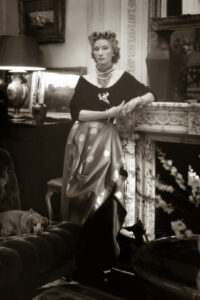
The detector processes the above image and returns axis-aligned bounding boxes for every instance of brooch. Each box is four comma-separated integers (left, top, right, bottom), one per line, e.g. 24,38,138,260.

98,92,110,104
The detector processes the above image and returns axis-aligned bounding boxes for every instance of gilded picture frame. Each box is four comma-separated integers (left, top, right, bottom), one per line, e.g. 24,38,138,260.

18,0,65,43
31,67,87,119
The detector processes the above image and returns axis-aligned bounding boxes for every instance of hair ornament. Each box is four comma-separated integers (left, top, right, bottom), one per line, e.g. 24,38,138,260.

89,30,117,45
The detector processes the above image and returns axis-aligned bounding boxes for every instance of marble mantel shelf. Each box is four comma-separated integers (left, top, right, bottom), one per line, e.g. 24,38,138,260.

133,102,200,143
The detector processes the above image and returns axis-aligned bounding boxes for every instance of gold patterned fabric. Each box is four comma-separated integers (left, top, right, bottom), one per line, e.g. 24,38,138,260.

61,120,127,269
61,120,127,224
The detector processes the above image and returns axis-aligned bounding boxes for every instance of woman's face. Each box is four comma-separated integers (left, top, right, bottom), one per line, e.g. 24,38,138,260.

92,39,113,69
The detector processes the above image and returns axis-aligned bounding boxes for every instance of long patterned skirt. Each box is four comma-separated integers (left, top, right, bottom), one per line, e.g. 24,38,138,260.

61,120,127,270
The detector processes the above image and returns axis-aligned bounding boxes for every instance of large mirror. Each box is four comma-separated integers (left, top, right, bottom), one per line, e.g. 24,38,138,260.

148,0,200,102
162,0,200,17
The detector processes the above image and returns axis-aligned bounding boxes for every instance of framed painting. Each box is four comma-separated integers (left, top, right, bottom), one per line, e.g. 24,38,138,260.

18,0,65,43
31,67,87,119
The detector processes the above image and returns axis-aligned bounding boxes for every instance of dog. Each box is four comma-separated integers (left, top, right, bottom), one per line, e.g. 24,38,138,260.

123,218,149,245
117,219,149,266
0,209,49,236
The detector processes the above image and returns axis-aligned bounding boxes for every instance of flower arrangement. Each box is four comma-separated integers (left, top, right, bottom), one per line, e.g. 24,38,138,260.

154,147,200,238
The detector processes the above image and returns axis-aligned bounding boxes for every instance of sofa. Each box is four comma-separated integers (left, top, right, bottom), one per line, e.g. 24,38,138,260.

0,148,82,300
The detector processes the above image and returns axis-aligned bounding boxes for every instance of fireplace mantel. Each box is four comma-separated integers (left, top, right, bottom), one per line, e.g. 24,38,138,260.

134,102,200,143
119,102,200,240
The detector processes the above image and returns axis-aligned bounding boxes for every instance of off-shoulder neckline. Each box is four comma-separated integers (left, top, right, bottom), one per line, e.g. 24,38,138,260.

82,70,126,89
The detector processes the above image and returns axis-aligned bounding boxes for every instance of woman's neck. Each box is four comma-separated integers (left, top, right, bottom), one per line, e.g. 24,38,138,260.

96,63,113,73
95,64,115,88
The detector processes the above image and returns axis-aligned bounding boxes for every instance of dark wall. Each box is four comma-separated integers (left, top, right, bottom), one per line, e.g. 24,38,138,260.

0,121,72,216
167,0,182,16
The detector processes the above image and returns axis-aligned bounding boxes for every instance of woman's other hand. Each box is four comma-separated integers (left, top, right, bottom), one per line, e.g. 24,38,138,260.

121,93,154,116
108,101,125,118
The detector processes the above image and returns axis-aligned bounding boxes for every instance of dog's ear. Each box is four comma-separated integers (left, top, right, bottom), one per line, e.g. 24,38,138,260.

25,217,33,233
43,217,49,227
21,211,34,233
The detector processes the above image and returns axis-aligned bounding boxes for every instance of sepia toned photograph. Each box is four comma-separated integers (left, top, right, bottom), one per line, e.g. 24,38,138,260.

0,1,200,300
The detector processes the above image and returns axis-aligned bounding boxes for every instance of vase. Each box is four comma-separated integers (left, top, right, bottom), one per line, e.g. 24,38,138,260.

32,103,47,125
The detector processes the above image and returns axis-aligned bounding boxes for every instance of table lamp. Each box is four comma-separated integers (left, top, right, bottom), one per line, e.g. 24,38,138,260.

0,35,45,122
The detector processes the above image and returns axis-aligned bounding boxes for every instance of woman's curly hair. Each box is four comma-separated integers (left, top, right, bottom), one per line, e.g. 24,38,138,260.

88,31,120,63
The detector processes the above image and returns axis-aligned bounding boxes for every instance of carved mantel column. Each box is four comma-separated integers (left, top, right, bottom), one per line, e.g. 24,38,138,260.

121,133,138,227
117,114,155,240
135,134,155,240
117,113,138,227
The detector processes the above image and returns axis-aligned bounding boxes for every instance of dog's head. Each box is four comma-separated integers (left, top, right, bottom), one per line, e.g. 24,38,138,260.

22,209,49,235
124,218,147,246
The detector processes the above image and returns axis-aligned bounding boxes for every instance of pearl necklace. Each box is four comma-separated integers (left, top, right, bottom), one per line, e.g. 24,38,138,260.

96,65,115,79
96,65,115,87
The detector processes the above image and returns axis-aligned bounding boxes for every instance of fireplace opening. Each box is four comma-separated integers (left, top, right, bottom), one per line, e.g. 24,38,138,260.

155,141,200,238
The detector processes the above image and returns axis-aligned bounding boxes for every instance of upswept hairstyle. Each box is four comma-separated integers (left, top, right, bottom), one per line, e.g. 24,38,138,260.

88,30,120,63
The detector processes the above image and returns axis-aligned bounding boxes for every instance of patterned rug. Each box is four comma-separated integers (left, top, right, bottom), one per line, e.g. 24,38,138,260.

33,280,126,300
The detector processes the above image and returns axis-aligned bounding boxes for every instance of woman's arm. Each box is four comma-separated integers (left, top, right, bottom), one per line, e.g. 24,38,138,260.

78,110,107,121
122,92,154,115
78,101,125,121
77,92,154,121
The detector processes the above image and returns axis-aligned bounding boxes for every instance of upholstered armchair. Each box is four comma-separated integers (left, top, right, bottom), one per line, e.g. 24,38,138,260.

0,147,82,300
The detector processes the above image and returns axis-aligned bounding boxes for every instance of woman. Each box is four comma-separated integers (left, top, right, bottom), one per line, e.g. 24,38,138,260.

61,31,154,273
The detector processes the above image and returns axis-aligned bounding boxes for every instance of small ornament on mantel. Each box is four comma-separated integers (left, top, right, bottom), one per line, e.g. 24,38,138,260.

31,71,47,125
32,102,47,125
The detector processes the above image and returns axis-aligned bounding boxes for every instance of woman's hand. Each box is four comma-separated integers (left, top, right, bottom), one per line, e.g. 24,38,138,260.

121,93,154,116
108,101,125,118
135,96,153,108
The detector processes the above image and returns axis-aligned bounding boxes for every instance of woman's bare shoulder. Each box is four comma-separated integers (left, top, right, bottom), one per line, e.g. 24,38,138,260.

82,69,125,87
82,73,95,83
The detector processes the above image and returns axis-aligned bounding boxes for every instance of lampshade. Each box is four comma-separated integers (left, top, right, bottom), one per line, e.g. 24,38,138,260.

0,35,45,71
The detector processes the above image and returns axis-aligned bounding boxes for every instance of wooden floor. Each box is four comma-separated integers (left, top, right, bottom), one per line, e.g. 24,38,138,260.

74,264,146,300
100,267,142,299
33,266,182,300
76,266,182,300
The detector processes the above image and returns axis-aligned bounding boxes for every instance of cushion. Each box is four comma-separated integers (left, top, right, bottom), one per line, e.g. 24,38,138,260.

0,222,82,289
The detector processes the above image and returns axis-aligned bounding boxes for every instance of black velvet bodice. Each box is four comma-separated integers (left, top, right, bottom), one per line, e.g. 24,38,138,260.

70,71,153,120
